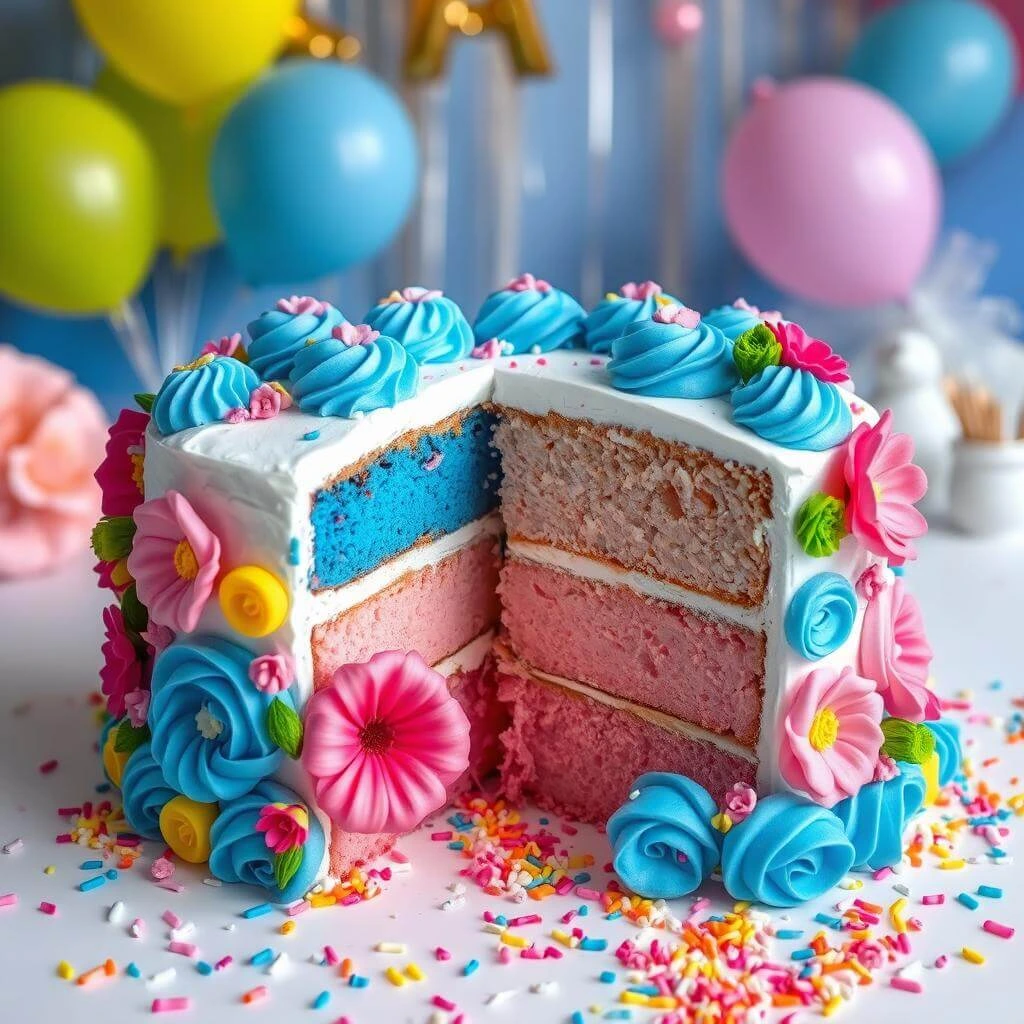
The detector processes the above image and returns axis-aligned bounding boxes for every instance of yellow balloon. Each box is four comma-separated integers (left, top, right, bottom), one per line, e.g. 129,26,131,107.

95,67,241,260
73,0,299,107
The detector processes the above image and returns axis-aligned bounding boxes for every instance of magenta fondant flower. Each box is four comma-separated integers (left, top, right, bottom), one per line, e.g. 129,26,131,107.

506,272,551,293
770,321,850,384
256,802,309,854
301,650,471,834
100,604,143,718
843,410,928,565
859,575,937,723
201,332,245,359
779,665,884,808
248,651,295,695
621,281,662,301
125,688,151,728
94,558,132,597
723,783,757,824
277,295,328,316
95,408,149,517
331,323,380,347
127,490,221,633
653,303,701,328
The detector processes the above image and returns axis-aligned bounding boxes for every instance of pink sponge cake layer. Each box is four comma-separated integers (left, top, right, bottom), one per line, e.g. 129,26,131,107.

500,555,764,746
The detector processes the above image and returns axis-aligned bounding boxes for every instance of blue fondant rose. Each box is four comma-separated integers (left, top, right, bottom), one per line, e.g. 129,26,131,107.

149,637,294,804
247,296,346,381
209,780,325,903
785,572,858,660
364,288,473,363
832,762,926,870
721,792,855,907
924,719,962,787
152,355,261,435
606,772,722,899
120,742,178,840
473,273,584,354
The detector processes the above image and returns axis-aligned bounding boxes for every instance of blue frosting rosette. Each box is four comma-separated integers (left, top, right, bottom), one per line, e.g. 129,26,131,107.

246,297,346,381
120,742,179,840
152,355,261,435
924,719,963,787
731,365,853,451
364,288,473,363
148,637,293,804
721,792,855,907
473,274,584,354
832,762,926,870
784,572,858,660
209,780,325,903
703,303,761,341
606,772,722,899
583,282,678,355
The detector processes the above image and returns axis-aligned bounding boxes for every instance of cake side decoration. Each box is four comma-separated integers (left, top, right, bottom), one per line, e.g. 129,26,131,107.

608,304,739,399
120,742,177,840
473,272,585,354
784,572,858,660
159,795,218,863
702,299,761,341
96,407,148,518
100,603,145,719
794,493,848,558
152,354,261,435
731,323,782,383
583,280,676,354
246,295,346,381
770,321,851,385
249,651,296,695
924,718,962,786
218,565,290,638
364,286,474,363
256,801,309,890
879,717,936,764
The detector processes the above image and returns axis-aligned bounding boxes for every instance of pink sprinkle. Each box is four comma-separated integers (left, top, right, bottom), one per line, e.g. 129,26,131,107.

543,946,563,960
324,946,339,966
340,893,361,907
150,857,175,881
520,947,542,960
560,911,576,924
435,947,451,962
38,901,56,915
482,910,495,923
536,357,547,366
433,995,457,1011
168,941,197,959
215,956,233,971
158,881,185,893
921,894,945,906
873,867,893,881
575,887,601,901
287,900,310,917
890,976,923,994
55,834,72,844
896,933,911,954
498,946,512,964
39,760,58,774
934,955,949,969
151,997,191,1013
554,877,574,895
0,893,17,908
389,849,409,864
508,914,541,927
431,831,453,842
57,807,81,817
983,919,1015,939
162,910,183,929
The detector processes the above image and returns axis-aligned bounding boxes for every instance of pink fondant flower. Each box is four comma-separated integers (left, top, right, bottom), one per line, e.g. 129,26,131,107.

620,281,662,301
248,383,283,421
224,407,250,424
95,407,149,518
127,490,221,633
100,604,143,719
256,802,309,854
277,295,327,316
723,782,757,824
390,286,443,303
873,754,899,783
770,321,850,384
653,303,701,328
843,410,928,566
201,332,244,359
248,652,295,695
855,563,891,602
506,272,551,293
301,650,471,834
734,297,782,325
471,338,508,360
332,323,380,347
125,688,151,728
150,856,175,881
141,622,176,654
779,665,884,808
859,576,937,723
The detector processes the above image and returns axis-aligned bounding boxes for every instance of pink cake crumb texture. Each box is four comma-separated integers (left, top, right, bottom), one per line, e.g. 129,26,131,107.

495,409,773,608
500,556,764,746
311,535,501,691
497,664,757,825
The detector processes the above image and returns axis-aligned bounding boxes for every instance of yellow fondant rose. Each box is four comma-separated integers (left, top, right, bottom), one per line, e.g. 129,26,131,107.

159,795,219,863
219,565,289,637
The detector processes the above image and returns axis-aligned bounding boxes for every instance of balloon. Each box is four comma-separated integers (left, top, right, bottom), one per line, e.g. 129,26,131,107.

72,0,297,107
95,67,241,261
0,83,158,315
211,61,419,285
722,78,941,309
846,0,1017,165
988,0,1024,93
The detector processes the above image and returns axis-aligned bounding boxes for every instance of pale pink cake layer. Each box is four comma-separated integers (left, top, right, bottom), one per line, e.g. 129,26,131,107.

498,669,757,825
500,556,764,746
495,410,773,608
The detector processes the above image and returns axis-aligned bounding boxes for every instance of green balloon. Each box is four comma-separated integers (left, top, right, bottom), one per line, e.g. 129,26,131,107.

0,82,159,315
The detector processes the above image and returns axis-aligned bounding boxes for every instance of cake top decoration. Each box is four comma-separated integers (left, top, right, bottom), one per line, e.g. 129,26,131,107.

583,281,677,355
771,321,851,385
152,354,261,436
247,295,346,381
652,302,701,328
332,323,380,346
506,272,550,292
364,286,474,363
473,272,585,354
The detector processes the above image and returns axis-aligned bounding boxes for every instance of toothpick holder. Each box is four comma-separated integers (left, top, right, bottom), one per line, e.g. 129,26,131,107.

949,439,1024,537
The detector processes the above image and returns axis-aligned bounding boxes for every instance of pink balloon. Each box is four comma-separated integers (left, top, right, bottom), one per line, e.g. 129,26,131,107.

723,77,942,308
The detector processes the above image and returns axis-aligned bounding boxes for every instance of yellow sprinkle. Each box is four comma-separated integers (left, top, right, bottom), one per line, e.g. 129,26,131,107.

385,966,406,987
309,894,337,908
500,932,530,949
279,920,295,935
620,991,650,1006
940,859,967,870
44,866,56,876
404,962,425,981
889,898,908,933
732,900,751,913
56,961,74,981
929,844,950,858
649,996,679,1009
551,929,574,947
962,947,986,965
823,995,844,1017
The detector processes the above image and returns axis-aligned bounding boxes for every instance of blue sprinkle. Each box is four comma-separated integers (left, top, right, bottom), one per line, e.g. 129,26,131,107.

891,564,906,576
605,910,622,921
447,841,463,850
302,430,320,441
312,990,331,1010
791,948,815,961
958,893,980,910
196,961,213,976
349,975,369,988
126,962,141,979
249,948,275,967
495,915,508,927
571,1013,585,1024
578,905,589,917
539,817,549,825
799,965,814,979
78,875,106,892
599,971,616,984
580,937,608,952
574,872,591,884
95,782,112,793
526,855,544,868
978,885,1003,899
242,903,272,919
813,913,843,929
463,959,479,976
288,537,300,565
990,848,1007,859
991,680,1003,690
605,1012,633,1021
80,860,103,870
105,869,118,881
627,985,659,997
776,929,804,940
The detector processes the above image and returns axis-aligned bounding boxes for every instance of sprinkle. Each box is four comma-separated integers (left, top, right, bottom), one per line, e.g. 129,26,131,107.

983,919,1015,939
375,941,406,954
940,859,967,870
38,901,57,915
288,537,301,565
435,947,451,961
80,859,103,870
161,910,183,928
312,990,331,1010
405,963,426,981
302,430,320,441
130,918,146,938
126,962,142,979
151,997,191,1013
78,875,106,893
487,990,517,1006
149,968,177,987
241,902,272,919
349,975,369,988
890,976,923,994
2,838,23,854
962,947,986,965
196,961,212,976
775,929,804,939
39,759,59,774
242,985,269,1004
579,937,608,952
107,900,125,923
279,920,295,935
957,893,980,910
385,966,406,987
501,932,530,949
249,948,275,967
463,959,480,976
433,995,457,1011
215,957,233,971
978,885,1003,899
57,960,74,980
599,971,616,984
921,894,945,905
168,941,198,958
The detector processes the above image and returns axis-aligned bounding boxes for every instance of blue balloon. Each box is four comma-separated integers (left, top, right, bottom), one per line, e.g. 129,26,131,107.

211,60,419,284
846,0,1017,165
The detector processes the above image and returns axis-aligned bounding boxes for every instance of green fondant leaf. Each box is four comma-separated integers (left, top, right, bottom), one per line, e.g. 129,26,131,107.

134,393,156,413
274,846,304,891
732,323,782,382
91,516,136,562
794,494,847,558
880,717,936,765
267,698,303,759
114,719,150,755
120,583,149,636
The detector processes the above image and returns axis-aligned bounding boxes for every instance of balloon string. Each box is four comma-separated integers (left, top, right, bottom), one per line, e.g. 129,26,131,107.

108,298,163,391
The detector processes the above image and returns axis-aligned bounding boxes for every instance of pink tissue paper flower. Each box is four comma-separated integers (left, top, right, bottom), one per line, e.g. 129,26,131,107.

779,665,884,808
653,303,701,328
722,782,757,824
95,407,148,518
770,321,851,384
277,295,327,316
200,332,244,359
506,272,551,293
859,575,938,723
734,297,782,325
0,346,106,578
248,651,295,695
100,604,143,719
127,490,221,633
332,323,380,347
302,650,471,834
620,281,662,301
125,688,151,728
843,409,928,566
256,802,309,854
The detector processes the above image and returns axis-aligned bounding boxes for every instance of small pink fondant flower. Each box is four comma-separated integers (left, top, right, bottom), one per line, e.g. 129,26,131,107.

94,558,132,597
843,410,928,566
95,408,149,518
125,688,151,728
224,407,250,424
201,332,244,359
471,338,506,360
779,665,884,808
394,286,443,303
141,622,175,654
127,490,221,633
277,295,327,316
873,754,899,783
332,323,380,347
248,383,283,421
100,604,143,719
256,802,309,854
723,782,757,824
248,652,295,695
859,576,937,723
620,281,662,301
506,272,551,293
770,321,850,384
653,303,701,329
150,856,175,880
301,650,471,834
734,297,783,325
855,563,891,602
850,939,887,970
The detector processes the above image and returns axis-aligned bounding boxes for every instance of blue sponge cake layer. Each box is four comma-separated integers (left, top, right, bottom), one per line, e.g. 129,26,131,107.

310,408,501,590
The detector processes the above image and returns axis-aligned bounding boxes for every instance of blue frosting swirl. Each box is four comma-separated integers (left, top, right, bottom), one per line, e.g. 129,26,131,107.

731,365,853,451
721,792,855,907
152,356,261,435
473,285,585,354
784,572,858,660
246,301,346,381
290,334,420,418
703,304,761,341
583,290,679,355
120,742,178,840
608,317,738,399
364,292,473,363
606,772,722,899
925,719,962,787
149,637,293,804
209,780,326,904
832,763,926,870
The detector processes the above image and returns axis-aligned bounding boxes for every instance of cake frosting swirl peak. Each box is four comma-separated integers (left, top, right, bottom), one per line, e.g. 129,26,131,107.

473,273,585,354
247,296,346,381
364,287,473,363
583,281,678,354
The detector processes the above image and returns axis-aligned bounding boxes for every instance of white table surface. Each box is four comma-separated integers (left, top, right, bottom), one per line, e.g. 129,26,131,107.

1,529,1023,1023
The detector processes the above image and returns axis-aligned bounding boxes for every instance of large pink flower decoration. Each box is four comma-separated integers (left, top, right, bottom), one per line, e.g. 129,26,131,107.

779,665,884,808
100,604,143,718
95,408,149,517
770,321,851,384
859,576,937,723
301,650,471,834
843,410,928,565
256,802,309,854
127,491,221,633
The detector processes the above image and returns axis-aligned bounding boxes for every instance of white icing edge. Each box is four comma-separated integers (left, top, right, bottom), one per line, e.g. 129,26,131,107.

434,629,494,677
